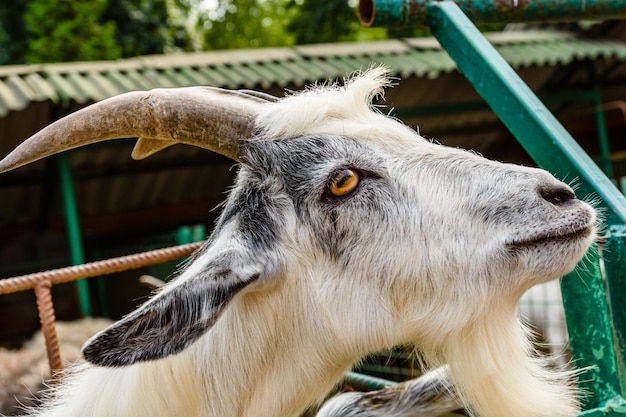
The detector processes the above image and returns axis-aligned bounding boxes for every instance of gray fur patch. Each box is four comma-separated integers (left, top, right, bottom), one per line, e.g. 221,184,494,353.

82,265,259,367
244,136,393,263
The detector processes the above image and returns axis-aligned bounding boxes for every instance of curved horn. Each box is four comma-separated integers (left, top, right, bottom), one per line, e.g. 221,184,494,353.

0,87,277,173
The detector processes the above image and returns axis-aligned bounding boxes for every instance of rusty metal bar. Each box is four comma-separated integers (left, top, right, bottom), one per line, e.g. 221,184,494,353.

0,242,202,296
33,280,63,378
57,153,92,317
0,241,203,379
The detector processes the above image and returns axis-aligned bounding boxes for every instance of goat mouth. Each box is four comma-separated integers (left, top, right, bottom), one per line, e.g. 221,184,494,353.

505,225,594,250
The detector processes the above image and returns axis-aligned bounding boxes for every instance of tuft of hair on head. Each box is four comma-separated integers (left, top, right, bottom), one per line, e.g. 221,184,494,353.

255,66,393,140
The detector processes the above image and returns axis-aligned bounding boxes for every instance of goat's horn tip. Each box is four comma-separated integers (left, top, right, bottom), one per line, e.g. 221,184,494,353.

0,163,13,174
0,153,30,173
131,137,177,160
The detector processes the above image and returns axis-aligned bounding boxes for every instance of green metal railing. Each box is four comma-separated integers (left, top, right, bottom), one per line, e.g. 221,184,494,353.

57,153,92,317
360,0,626,414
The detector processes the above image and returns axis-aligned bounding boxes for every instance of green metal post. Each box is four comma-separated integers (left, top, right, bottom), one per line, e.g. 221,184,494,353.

359,0,626,28
344,371,397,390
191,224,206,242
176,225,206,244
603,226,626,397
593,90,614,178
176,226,193,245
561,247,622,410
57,153,92,317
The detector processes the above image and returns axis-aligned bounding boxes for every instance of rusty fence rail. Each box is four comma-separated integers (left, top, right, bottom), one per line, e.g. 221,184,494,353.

0,242,202,377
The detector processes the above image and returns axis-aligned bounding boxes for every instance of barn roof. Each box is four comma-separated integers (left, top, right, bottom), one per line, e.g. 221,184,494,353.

0,29,625,116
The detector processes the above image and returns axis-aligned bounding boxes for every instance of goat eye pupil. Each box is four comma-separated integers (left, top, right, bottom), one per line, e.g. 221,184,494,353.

329,169,360,197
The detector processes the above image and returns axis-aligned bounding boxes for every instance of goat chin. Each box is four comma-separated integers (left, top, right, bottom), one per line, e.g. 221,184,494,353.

440,309,579,417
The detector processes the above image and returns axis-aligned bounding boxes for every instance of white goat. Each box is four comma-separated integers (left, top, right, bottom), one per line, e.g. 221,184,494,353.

0,68,596,417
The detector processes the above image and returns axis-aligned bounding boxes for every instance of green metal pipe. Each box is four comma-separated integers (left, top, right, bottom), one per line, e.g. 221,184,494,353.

578,395,626,417
561,247,622,409
359,0,626,28
57,153,92,317
176,226,193,245
603,226,626,397
344,371,397,390
593,90,614,178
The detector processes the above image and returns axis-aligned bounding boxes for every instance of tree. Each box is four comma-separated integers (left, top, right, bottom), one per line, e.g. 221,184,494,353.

202,0,295,50
0,0,410,66
101,0,170,57
0,1,28,65
200,0,387,50
0,0,196,64
165,0,205,51
287,0,357,44
24,0,121,63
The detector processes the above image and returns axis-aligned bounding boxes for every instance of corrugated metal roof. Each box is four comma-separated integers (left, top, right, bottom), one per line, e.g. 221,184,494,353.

0,30,625,117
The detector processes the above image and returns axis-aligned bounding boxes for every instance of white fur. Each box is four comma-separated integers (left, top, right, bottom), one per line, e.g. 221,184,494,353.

12,68,596,417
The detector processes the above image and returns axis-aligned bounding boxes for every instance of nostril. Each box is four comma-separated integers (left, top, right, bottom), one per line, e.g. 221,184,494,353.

540,185,576,206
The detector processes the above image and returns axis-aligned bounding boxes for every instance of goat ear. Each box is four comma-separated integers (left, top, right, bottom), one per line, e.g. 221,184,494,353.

82,245,264,367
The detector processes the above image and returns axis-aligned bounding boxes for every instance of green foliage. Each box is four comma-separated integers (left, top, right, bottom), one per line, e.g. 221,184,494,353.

287,0,357,44
198,0,389,49
0,0,434,66
4,0,188,64
0,1,28,65
201,0,296,50
165,0,208,52
24,0,121,63
101,0,170,57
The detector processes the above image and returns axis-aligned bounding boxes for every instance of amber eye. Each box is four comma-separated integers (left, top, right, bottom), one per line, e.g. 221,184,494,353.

329,169,360,197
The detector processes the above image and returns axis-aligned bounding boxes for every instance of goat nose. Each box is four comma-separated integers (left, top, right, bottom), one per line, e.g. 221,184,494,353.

538,182,576,206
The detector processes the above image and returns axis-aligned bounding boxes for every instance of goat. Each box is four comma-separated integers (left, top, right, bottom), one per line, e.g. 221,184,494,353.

0,67,596,417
